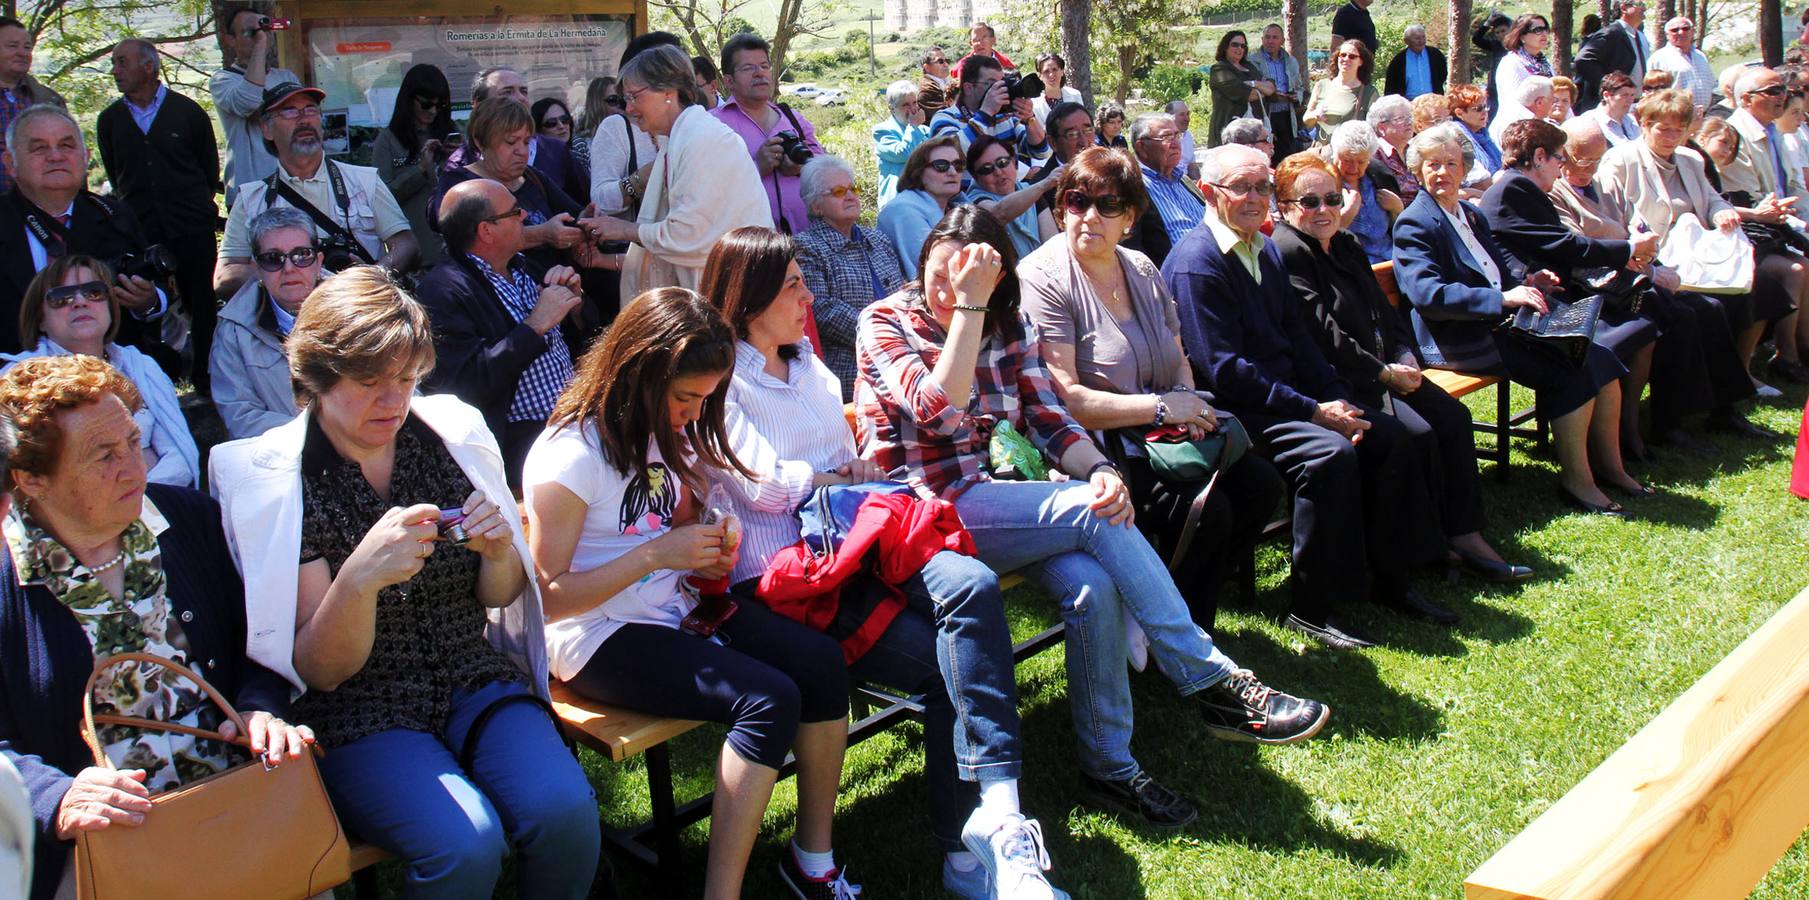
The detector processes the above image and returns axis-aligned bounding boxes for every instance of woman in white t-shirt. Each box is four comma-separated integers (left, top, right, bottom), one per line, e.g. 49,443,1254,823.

522,287,857,900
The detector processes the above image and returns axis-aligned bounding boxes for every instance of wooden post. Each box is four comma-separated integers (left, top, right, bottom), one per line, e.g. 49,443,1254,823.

1553,1,1573,77
1284,0,1308,73
1465,584,1809,900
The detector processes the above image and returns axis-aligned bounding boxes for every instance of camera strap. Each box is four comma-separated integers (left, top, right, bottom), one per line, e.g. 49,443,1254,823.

773,103,811,235
19,195,74,258
265,161,377,264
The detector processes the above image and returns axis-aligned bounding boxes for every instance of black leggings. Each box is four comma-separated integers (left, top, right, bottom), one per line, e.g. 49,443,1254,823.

565,601,850,770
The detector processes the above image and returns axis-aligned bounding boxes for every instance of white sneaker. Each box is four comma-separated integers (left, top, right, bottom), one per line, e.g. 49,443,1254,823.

960,812,1070,900
1756,380,1785,399
941,856,990,899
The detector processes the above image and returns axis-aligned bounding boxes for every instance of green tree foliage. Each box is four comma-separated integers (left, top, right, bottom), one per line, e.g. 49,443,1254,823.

999,0,1203,104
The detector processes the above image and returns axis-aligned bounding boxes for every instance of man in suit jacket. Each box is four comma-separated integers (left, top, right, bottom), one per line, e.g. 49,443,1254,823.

444,66,589,205
0,106,166,358
1574,0,1650,112
97,39,222,393
418,178,583,484
1162,144,1452,649
1383,26,1448,99
1126,112,1205,267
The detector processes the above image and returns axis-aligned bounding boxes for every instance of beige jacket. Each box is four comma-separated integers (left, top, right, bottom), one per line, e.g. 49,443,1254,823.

1595,139,1732,244
1550,179,1629,241
621,104,772,299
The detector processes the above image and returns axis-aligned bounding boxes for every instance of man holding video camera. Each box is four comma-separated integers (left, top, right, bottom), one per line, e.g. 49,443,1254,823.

214,79,417,300
0,105,171,362
929,51,1050,167
211,6,298,205
713,33,825,234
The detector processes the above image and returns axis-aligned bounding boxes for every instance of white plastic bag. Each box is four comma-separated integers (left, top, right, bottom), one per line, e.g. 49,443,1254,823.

1659,213,1755,295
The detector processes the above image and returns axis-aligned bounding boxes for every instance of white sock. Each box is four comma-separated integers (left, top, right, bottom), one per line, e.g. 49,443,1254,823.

979,777,1021,818
791,840,837,879
947,850,981,872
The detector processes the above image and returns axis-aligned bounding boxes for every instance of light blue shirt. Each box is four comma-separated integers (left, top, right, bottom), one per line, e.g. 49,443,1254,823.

126,84,167,134
268,291,296,336
1140,163,1205,249
1256,49,1291,95
1404,49,1433,99
962,184,1042,261
875,189,945,278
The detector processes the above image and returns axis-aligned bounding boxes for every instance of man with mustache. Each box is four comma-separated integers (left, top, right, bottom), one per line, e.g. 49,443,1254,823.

713,32,825,235
214,79,417,300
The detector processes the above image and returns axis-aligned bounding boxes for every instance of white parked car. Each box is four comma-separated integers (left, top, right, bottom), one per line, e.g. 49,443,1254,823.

783,83,821,98
814,88,846,106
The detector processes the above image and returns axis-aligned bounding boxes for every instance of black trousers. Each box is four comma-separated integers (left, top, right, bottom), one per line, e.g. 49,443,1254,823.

1240,404,1446,617
169,231,218,392
1121,450,1286,629
1387,381,1486,538
1267,107,1300,164
1646,289,1758,432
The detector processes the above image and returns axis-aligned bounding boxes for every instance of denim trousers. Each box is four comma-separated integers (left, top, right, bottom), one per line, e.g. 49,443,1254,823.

847,549,1022,852
316,679,601,899
953,480,1237,781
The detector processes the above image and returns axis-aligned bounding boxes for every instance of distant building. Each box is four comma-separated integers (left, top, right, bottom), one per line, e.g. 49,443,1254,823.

884,0,1003,32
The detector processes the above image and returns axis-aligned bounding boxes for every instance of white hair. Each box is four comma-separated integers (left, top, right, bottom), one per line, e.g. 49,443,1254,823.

1199,143,1267,184
1405,24,1427,40
1735,67,1777,101
1515,75,1555,105
1165,99,1190,115
885,79,920,110
1367,94,1413,127
1405,121,1476,172
799,154,858,216
1329,119,1379,158
1129,112,1175,146
1220,116,1273,146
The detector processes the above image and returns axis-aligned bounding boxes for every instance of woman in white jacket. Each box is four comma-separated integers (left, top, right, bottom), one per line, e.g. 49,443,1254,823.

588,45,772,297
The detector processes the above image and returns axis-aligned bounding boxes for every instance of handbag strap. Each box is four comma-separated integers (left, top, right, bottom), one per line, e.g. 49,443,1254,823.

80,651,249,769
1165,437,1229,574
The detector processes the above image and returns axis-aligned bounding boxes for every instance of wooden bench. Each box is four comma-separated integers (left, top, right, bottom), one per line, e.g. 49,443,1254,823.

1464,583,1809,899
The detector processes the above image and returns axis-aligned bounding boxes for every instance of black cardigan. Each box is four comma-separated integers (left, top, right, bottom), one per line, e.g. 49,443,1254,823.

1274,220,1419,407
94,88,221,240
0,484,289,900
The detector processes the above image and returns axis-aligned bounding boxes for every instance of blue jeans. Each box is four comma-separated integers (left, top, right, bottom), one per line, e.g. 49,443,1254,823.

953,480,1237,781
849,550,1022,852
316,680,601,899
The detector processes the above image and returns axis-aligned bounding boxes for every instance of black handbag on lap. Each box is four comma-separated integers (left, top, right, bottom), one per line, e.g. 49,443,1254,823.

1505,294,1605,367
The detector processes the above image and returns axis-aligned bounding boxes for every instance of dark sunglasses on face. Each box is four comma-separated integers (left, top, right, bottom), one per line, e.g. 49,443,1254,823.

254,246,321,272
1283,192,1344,210
1061,190,1129,217
541,114,572,128
971,158,1013,177
604,95,625,106
1526,25,1551,34
926,158,967,173
45,281,107,309
415,96,445,109
1749,84,1789,97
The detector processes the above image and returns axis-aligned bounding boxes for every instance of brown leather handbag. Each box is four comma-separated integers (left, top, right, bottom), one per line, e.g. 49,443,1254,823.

71,652,350,900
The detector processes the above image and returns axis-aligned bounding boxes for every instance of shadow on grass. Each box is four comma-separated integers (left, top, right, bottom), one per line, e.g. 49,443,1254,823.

1203,627,1443,746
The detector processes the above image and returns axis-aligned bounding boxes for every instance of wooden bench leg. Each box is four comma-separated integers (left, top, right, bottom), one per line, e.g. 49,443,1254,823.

645,743,685,900
1494,378,1512,481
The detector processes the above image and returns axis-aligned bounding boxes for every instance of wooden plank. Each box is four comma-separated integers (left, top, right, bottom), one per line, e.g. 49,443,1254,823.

348,841,391,871
550,681,704,763
1465,585,1809,900
1425,369,1499,399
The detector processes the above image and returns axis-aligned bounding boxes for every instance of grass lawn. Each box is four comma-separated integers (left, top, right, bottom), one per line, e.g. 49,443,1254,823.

544,381,1809,900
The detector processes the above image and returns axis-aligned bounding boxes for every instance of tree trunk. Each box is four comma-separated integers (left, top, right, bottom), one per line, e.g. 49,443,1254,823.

1448,0,1473,86
770,0,804,79
1762,0,1784,65
1284,0,1309,74
1116,44,1135,105
1061,0,1093,107
1553,0,1574,75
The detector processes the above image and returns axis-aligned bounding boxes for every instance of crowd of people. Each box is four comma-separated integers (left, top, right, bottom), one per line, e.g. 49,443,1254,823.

0,5,1803,900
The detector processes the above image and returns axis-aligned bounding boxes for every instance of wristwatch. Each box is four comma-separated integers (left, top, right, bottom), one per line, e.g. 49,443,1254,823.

1152,395,1170,427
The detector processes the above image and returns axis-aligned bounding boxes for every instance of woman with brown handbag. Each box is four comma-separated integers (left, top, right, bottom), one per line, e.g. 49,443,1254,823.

0,354,312,900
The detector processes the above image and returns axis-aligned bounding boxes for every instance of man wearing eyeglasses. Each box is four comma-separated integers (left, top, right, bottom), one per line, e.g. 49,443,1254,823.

1720,66,1809,385
1648,17,1715,113
1164,144,1426,650
210,6,297,205
714,32,826,235
215,80,416,301
98,38,222,395
1125,113,1204,268
917,46,953,116
419,178,582,483
1574,0,1649,113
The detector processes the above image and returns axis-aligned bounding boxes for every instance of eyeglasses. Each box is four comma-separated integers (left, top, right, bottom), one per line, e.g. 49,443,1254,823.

971,158,1013,177
1061,190,1130,217
1570,154,1604,167
1282,191,1344,210
1139,132,1181,144
926,158,967,173
1337,52,1362,60
826,183,861,198
1056,127,1092,141
1747,84,1789,97
1526,25,1551,34
269,105,322,121
482,205,526,224
604,94,625,107
622,85,652,105
928,56,948,65
1667,24,1694,31
1211,179,1274,197
45,281,107,309
254,246,321,272
1229,42,1247,49
540,114,572,128
415,96,445,110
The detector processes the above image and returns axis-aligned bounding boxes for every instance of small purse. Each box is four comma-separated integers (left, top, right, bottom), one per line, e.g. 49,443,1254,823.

1504,294,1605,367
73,652,349,900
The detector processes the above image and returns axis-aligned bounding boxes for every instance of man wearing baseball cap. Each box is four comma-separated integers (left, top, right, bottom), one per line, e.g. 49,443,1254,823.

214,77,417,299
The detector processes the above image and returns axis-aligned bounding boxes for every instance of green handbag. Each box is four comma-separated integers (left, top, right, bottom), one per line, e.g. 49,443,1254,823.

1138,415,1251,485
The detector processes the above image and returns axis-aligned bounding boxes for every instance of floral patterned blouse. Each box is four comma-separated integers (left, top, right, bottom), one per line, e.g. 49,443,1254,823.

5,497,236,791
292,414,524,748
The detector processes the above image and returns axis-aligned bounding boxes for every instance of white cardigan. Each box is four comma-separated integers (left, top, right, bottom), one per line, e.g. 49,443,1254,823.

208,393,549,698
621,103,773,299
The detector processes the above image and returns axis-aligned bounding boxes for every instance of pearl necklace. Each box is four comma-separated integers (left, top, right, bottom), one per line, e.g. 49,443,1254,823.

85,548,129,575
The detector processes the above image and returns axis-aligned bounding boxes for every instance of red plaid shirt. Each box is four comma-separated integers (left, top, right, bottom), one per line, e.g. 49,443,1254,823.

853,288,1091,499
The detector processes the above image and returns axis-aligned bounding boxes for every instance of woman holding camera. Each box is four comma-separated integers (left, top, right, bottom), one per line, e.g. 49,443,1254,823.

211,268,599,897
524,286,856,900
375,64,456,265
3,257,199,488
435,98,602,276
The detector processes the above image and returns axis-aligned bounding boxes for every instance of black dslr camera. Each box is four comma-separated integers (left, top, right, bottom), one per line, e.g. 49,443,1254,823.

319,234,363,271
1001,72,1045,101
107,245,177,282
776,131,814,166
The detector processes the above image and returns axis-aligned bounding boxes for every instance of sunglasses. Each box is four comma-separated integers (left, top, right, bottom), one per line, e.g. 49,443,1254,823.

1230,42,1247,48
926,158,967,173
604,94,625,106
415,96,445,110
1526,25,1551,34
45,281,107,309
254,246,320,272
1283,191,1344,210
971,158,1013,177
1749,84,1790,97
1061,190,1130,217
541,114,572,128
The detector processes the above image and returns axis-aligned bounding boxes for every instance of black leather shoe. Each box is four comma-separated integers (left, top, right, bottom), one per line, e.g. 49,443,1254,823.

1375,587,1460,626
1605,480,1658,499
1283,613,1377,650
1453,547,1534,583
1078,770,1199,828
1767,357,1809,384
1652,427,1716,456
1197,669,1332,744
1556,486,1631,519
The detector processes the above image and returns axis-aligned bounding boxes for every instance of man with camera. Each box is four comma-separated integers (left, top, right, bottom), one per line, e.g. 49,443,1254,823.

442,66,589,204
211,6,298,205
929,53,1050,165
419,178,581,484
0,105,169,358
98,38,222,394
712,32,825,235
215,79,417,300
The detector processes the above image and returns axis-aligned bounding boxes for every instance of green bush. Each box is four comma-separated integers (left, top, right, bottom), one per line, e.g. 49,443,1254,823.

1144,64,1201,103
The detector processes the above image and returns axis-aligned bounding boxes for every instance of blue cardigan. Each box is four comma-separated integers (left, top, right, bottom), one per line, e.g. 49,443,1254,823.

1390,190,1521,373
1161,221,1352,420
0,484,290,900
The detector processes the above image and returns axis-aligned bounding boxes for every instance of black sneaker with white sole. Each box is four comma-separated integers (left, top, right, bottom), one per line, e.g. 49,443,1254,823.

1197,669,1331,744
778,853,861,899
1078,770,1200,828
